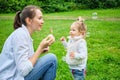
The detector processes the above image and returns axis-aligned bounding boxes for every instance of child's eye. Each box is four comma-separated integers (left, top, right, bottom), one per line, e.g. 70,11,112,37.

72,29,75,31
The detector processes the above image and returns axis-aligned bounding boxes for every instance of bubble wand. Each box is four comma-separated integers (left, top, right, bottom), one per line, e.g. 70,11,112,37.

50,27,53,34
43,28,54,52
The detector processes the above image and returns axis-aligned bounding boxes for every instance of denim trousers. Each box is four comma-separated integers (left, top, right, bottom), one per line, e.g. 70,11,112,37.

24,53,57,80
70,69,85,80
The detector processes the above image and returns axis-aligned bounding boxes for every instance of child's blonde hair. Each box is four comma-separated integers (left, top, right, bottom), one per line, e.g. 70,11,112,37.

72,16,87,38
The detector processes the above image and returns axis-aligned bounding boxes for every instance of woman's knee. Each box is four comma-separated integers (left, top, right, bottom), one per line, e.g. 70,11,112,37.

47,53,57,62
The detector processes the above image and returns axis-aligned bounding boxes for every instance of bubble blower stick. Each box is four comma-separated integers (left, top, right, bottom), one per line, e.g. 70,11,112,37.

49,27,55,41
46,28,53,40
47,27,55,42
43,28,54,53
50,28,53,34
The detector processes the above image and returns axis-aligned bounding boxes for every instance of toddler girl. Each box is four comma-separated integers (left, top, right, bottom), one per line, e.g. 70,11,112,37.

60,17,88,80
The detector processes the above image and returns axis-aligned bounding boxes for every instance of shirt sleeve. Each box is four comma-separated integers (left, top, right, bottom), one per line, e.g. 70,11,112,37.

13,31,33,77
74,40,87,60
61,40,68,49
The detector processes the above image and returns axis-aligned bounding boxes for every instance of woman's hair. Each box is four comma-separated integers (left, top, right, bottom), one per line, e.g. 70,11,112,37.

72,16,87,38
13,5,41,30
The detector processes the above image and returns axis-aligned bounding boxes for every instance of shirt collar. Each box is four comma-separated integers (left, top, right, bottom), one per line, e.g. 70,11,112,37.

22,24,33,41
68,35,83,41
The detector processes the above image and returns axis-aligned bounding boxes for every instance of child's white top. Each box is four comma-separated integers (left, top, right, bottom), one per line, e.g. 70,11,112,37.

62,36,87,70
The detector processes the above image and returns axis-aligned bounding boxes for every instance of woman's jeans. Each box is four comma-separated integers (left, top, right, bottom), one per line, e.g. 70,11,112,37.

70,69,85,80
25,53,57,80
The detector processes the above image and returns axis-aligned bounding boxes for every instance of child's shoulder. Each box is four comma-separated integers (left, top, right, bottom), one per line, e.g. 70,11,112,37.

78,38,86,42
77,38,87,45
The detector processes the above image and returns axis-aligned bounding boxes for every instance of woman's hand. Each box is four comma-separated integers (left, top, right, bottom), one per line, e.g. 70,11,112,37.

29,34,55,66
37,34,55,53
43,46,49,53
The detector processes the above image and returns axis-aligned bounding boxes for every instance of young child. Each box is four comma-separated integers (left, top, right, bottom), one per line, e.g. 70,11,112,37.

60,17,87,80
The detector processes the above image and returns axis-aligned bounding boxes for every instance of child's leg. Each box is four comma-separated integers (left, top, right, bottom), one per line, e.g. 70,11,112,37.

24,53,57,80
70,69,85,80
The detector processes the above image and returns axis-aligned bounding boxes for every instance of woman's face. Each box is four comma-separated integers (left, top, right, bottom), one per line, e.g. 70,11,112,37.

30,9,44,31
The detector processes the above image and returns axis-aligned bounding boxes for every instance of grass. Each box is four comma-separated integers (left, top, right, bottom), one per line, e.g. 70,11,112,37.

0,9,120,80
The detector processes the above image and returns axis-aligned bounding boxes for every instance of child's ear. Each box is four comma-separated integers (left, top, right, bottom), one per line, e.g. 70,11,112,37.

80,32,85,36
25,17,32,25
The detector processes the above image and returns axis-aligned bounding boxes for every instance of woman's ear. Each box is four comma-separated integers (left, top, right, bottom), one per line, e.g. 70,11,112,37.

25,17,32,26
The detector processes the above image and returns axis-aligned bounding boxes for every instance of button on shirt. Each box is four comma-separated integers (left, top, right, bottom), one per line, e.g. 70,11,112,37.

0,25,34,80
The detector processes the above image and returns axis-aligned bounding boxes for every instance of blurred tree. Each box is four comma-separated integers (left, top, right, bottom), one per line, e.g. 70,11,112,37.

0,0,119,13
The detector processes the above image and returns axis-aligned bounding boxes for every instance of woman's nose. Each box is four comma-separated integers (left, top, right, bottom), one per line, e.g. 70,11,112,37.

41,19,44,24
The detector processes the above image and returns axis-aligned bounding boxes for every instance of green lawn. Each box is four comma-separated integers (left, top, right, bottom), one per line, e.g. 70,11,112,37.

0,9,120,80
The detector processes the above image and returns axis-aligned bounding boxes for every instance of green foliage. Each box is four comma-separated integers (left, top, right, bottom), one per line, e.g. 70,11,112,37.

0,0,120,13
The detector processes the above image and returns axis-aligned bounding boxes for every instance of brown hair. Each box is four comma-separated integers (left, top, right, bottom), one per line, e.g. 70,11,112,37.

72,17,87,38
13,5,41,30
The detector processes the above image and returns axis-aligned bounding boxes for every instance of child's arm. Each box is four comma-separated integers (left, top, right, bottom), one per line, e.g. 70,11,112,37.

60,37,68,49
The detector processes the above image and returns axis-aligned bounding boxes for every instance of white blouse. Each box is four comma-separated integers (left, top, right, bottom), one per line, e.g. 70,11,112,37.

0,25,34,80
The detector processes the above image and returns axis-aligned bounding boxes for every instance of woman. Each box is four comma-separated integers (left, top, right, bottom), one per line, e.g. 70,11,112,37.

0,5,57,80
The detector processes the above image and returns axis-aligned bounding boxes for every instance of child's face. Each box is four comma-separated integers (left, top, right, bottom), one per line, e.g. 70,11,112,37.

69,25,81,38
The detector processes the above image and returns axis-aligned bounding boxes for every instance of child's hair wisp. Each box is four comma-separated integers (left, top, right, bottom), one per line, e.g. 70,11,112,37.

74,16,87,38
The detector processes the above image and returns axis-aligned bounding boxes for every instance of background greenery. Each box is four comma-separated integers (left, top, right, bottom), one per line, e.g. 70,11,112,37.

0,9,120,80
0,0,120,13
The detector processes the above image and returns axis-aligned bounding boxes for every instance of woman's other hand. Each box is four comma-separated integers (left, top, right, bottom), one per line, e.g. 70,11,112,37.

43,46,49,53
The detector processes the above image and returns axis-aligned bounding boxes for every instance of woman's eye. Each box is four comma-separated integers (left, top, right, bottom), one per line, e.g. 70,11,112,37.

39,17,43,20
39,18,42,19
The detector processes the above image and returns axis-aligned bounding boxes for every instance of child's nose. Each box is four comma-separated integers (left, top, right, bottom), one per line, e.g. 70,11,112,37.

70,31,72,33
69,31,72,35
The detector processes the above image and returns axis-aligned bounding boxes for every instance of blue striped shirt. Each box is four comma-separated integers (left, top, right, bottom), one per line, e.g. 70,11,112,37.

0,25,34,80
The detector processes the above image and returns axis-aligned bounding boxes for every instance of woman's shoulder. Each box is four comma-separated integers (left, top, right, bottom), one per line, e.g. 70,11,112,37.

15,27,26,34
11,27,28,39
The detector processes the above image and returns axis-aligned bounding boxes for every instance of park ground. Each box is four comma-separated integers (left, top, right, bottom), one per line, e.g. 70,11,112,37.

0,9,120,80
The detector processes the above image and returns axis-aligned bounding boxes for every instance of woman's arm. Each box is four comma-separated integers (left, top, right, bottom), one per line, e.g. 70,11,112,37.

14,33,55,77
29,34,55,66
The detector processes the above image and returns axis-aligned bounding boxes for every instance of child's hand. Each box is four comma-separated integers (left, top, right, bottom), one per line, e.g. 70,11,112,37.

60,36,66,41
70,52,75,59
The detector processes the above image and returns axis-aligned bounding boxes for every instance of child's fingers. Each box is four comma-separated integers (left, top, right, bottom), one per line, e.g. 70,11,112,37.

70,52,75,58
60,36,65,41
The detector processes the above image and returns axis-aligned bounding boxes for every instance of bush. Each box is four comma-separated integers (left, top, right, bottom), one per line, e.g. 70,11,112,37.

0,0,120,13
